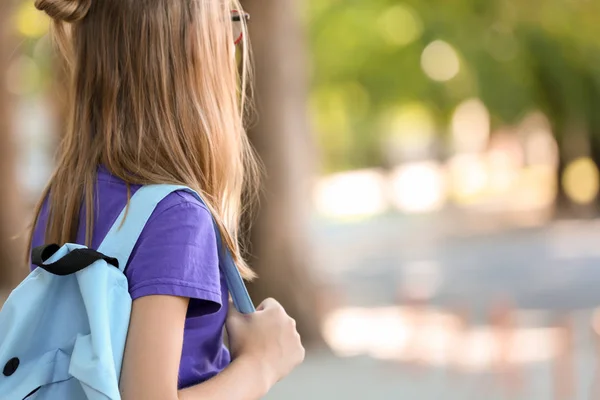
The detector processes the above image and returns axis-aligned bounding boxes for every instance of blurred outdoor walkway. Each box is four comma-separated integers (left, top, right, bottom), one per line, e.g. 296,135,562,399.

269,213,600,399
266,349,597,399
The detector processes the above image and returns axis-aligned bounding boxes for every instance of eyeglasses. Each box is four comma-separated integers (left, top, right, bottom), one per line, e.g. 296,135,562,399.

231,10,250,46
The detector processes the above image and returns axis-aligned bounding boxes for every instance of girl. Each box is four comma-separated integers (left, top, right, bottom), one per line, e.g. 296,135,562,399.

30,0,305,399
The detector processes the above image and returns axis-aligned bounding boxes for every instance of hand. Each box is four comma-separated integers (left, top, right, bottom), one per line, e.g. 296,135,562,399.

226,298,305,388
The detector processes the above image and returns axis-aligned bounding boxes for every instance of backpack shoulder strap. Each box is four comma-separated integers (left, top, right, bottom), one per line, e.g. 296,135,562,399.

98,184,255,314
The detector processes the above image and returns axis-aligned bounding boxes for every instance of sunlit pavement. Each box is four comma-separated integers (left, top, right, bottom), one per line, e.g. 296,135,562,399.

267,308,599,399
265,213,600,399
266,350,597,400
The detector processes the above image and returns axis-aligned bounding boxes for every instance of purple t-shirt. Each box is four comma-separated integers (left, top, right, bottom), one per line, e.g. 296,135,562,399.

31,166,231,389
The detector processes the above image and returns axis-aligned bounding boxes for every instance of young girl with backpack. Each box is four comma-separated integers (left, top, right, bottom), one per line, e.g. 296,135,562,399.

29,0,305,398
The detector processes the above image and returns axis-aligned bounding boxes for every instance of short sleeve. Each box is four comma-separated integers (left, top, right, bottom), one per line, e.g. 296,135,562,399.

124,191,221,313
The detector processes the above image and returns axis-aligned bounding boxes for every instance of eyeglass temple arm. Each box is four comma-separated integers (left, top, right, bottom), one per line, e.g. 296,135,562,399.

231,12,250,22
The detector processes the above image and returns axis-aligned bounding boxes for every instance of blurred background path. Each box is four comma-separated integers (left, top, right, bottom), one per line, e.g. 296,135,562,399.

269,216,600,399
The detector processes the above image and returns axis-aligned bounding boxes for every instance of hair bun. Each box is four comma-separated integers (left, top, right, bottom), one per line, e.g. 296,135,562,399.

35,0,92,23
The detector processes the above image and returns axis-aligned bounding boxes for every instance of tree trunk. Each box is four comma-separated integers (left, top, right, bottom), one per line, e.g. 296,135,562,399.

241,0,324,346
553,150,571,219
0,1,27,292
589,132,600,215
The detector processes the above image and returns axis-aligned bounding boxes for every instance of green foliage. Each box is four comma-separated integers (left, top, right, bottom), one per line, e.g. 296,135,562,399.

309,0,600,172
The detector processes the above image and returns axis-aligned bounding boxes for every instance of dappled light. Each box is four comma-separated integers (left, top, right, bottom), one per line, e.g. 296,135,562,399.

451,99,491,154
313,169,388,219
378,5,423,47
15,3,48,39
390,162,446,213
322,306,562,371
421,41,461,82
562,157,599,205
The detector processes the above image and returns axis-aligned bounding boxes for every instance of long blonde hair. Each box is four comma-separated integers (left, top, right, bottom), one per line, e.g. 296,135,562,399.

30,0,258,279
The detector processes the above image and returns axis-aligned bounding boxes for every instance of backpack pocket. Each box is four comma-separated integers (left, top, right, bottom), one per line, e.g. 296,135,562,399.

2,349,71,400
22,378,87,400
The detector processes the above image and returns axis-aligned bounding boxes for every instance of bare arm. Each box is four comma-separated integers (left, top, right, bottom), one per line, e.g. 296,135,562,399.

178,356,268,400
119,296,269,400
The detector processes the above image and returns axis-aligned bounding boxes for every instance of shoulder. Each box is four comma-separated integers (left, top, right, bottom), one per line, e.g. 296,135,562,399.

148,189,212,225
136,189,217,256
125,189,222,304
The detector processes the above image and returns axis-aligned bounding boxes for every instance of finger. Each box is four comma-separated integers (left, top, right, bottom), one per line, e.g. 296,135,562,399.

257,297,280,311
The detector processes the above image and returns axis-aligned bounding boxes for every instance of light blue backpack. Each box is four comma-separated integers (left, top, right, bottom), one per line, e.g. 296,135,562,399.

0,185,255,400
